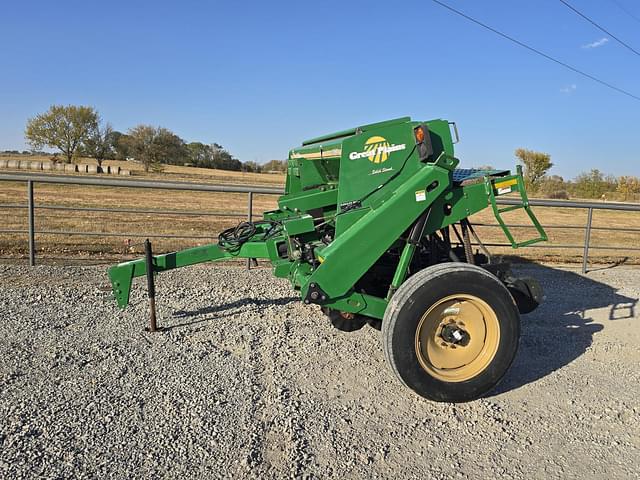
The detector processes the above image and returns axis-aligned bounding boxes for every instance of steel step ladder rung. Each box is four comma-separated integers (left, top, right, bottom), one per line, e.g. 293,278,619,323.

497,204,524,214
484,166,547,249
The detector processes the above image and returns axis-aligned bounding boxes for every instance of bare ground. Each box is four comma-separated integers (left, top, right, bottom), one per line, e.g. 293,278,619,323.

0,262,638,479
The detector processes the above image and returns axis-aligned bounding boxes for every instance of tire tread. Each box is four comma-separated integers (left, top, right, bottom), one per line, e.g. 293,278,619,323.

382,263,516,396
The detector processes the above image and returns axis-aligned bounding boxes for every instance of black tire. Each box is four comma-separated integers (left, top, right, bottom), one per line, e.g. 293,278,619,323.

382,263,520,402
323,308,367,332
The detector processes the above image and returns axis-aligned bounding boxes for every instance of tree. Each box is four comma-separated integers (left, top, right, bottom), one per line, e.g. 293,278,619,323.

262,159,287,173
25,105,99,163
184,142,243,170
616,176,640,200
538,175,568,199
186,142,211,167
210,143,242,171
242,161,261,173
158,132,189,166
572,169,616,199
126,125,187,172
514,148,553,193
82,122,115,168
110,131,132,160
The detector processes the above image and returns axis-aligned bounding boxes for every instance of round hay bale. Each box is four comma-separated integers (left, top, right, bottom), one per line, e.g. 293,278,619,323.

109,166,121,175
6,159,20,169
86,164,99,174
18,160,31,169
54,162,66,171
119,169,131,176
41,161,52,171
29,161,42,170
77,164,88,173
0,159,8,169
64,164,78,173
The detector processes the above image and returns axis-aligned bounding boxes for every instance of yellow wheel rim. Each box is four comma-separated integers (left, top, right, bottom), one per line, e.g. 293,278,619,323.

415,294,500,383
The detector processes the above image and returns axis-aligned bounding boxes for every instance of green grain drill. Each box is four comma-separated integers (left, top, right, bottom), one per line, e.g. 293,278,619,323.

109,117,547,402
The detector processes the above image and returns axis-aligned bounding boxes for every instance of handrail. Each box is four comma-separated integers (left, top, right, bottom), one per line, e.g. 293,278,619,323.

2,172,638,211
0,172,283,195
498,196,640,212
0,172,638,273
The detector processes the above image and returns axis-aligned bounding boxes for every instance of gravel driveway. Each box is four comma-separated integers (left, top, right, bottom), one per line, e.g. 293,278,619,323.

1,263,638,479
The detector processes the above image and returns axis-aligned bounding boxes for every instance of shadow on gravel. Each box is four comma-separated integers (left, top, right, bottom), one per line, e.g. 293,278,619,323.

166,296,299,330
492,261,638,396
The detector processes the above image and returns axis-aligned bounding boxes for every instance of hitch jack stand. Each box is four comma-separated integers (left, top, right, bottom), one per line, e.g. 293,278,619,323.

144,239,158,332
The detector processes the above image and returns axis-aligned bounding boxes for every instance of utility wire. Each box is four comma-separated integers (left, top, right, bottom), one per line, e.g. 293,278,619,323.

611,0,640,25
559,0,640,56
430,0,640,102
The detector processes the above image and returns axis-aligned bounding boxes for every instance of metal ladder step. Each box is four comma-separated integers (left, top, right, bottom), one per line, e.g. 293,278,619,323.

484,166,548,249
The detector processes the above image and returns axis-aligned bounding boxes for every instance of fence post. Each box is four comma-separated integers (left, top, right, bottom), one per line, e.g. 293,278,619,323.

582,207,593,274
247,191,253,270
27,180,35,266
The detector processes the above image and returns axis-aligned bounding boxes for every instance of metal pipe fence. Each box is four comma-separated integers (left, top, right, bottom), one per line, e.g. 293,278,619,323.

1,172,639,273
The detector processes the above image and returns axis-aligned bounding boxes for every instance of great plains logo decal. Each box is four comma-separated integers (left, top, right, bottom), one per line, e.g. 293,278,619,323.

349,136,406,164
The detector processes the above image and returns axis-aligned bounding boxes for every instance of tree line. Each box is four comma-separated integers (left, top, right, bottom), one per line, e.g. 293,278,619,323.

515,148,639,201
19,105,638,199
23,105,287,173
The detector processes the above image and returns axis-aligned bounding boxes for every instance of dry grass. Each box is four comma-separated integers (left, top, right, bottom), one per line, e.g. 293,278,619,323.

470,203,640,265
0,158,283,261
0,182,280,260
0,160,638,266
0,154,286,186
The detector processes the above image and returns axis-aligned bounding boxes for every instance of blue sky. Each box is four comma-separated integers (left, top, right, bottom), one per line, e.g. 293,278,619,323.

1,0,639,178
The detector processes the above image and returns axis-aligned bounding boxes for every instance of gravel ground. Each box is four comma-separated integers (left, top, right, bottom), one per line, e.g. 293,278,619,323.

0,262,639,479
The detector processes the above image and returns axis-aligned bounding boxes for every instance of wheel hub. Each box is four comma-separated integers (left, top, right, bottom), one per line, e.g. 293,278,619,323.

439,323,470,346
415,294,500,383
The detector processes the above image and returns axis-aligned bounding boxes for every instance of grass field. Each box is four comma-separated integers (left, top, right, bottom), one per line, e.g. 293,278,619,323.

1,158,638,266
0,158,284,262
469,205,639,265
0,154,285,186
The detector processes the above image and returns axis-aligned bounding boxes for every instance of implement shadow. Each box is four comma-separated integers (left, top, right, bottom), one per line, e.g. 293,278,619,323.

164,296,299,330
492,262,637,395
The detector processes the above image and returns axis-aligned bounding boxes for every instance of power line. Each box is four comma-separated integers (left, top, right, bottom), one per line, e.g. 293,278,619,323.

611,0,640,24
559,0,640,57
430,0,640,102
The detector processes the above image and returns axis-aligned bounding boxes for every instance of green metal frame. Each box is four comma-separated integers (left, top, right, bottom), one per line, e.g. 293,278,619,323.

485,165,548,248
108,117,547,320
109,240,273,308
